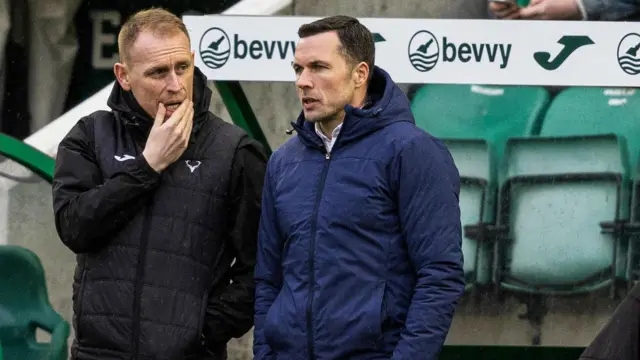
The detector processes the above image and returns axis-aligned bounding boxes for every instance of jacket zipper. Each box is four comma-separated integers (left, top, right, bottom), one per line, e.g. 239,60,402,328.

306,150,332,360
131,205,154,359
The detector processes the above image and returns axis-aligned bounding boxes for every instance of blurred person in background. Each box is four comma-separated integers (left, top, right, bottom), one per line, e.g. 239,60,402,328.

52,8,265,360
490,0,640,20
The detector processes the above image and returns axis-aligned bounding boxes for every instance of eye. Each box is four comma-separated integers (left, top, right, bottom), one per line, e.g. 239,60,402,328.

311,63,328,71
149,69,165,77
176,64,190,74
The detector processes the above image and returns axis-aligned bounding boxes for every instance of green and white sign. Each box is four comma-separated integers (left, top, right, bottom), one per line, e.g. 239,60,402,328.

183,15,640,86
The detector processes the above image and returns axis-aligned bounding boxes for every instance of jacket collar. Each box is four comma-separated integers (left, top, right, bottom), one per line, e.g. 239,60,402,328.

291,66,415,152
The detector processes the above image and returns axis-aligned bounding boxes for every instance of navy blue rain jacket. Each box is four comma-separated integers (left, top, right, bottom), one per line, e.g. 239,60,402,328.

254,66,465,360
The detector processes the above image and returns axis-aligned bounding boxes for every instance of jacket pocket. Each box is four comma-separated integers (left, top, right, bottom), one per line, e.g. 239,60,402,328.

263,292,282,346
368,280,387,346
326,279,387,351
263,284,296,352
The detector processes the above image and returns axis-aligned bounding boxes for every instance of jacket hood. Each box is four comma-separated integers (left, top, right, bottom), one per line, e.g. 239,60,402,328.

291,66,415,150
106,66,212,139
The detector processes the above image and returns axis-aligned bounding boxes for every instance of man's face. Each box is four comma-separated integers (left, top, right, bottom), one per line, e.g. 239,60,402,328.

115,30,194,121
293,31,358,123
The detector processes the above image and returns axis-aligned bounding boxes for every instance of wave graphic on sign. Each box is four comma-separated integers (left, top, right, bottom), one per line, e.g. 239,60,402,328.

201,47,231,69
619,54,640,75
409,51,438,72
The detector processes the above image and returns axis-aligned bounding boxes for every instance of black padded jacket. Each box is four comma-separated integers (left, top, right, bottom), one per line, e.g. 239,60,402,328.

579,283,640,360
52,67,266,360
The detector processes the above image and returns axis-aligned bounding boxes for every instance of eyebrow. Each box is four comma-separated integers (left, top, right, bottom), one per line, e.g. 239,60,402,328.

144,59,191,76
144,65,168,76
292,60,329,68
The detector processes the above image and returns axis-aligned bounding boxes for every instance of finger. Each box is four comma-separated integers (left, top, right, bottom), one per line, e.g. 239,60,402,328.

153,103,166,127
495,8,519,18
519,3,544,18
179,107,194,147
492,5,519,18
164,100,190,127
504,9,522,19
489,3,508,11
183,109,194,146
175,107,193,139
186,106,195,134
176,101,193,134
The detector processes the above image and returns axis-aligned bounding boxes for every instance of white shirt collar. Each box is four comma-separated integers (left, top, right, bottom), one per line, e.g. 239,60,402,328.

312,96,373,153
315,122,342,153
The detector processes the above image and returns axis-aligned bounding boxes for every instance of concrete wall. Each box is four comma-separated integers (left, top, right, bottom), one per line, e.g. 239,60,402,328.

2,1,619,360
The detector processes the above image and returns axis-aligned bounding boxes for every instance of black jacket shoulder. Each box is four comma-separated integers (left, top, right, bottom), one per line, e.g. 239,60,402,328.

579,284,640,360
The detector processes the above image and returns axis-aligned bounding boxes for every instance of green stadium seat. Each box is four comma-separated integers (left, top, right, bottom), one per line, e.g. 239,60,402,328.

536,87,640,290
411,84,550,164
442,139,494,291
411,84,550,292
539,87,640,175
495,134,630,296
0,245,70,360
624,160,640,287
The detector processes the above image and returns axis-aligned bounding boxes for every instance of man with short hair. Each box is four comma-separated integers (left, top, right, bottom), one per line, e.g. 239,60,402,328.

52,8,265,360
253,15,465,360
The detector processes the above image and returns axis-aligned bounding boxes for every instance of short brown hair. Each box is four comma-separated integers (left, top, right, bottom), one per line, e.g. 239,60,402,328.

118,8,190,64
298,15,375,81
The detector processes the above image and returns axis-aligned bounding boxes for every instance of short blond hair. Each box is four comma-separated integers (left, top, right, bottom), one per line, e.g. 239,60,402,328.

117,8,190,64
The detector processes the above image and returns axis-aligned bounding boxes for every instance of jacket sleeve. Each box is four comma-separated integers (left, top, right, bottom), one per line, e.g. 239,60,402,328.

252,156,283,360
52,117,161,254
390,133,465,360
577,0,640,20
578,283,640,360
202,138,267,348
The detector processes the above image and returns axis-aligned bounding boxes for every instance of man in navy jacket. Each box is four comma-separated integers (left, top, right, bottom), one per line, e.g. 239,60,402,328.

253,15,465,360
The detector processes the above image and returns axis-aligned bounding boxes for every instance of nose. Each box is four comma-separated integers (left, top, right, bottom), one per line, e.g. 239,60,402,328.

296,68,313,89
165,70,182,92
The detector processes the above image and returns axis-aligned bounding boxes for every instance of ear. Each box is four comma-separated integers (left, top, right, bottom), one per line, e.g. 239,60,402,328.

114,62,131,91
352,61,369,89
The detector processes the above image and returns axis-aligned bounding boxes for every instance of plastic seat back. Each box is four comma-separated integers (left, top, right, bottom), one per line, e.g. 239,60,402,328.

0,245,69,360
412,84,549,292
540,87,640,174
496,135,630,295
443,139,494,290
411,84,550,164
